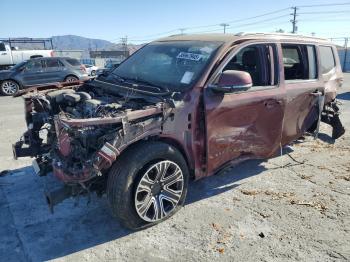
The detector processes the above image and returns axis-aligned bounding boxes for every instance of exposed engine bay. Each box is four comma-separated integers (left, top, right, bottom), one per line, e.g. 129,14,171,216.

13,81,173,199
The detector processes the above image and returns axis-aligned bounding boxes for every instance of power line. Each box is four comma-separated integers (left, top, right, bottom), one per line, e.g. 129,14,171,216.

190,17,290,35
224,7,290,23
298,10,350,14
167,7,290,31
297,2,350,8
228,14,290,29
124,7,290,41
130,13,292,41
299,18,350,22
111,3,350,43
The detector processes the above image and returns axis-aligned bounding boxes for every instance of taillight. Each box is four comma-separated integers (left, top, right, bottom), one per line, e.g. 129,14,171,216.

80,65,86,72
50,50,54,57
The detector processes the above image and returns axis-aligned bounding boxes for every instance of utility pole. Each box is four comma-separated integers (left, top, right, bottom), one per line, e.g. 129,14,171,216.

344,37,348,71
179,28,186,35
120,36,128,58
291,7,298,34
220,23,229,34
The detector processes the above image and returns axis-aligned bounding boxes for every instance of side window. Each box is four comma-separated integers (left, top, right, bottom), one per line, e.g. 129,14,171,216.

282,45,303,80
319,46,336,74
46,59,60,68
25,60,43,71
307,45,317,79
223,44,276,87
58,60,65,67
282,44,317,81
0,43,6,52
66,58,81,66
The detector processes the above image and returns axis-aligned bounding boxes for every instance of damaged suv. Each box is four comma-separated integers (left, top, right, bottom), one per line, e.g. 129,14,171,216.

13,33,345,229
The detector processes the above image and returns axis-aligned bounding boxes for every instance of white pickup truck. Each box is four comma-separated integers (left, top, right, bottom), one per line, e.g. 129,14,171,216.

0,42,54,70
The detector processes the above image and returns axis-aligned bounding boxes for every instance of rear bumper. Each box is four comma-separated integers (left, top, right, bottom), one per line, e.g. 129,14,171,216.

79,74,90,81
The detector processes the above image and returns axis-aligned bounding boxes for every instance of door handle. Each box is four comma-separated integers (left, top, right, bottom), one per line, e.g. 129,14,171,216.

310,90,322,97
264,99,281,109
1,53,7,55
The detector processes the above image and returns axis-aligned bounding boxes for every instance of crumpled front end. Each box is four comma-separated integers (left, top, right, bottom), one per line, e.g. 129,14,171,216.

52,118,118,183
51,110,164,183
13,83,171,211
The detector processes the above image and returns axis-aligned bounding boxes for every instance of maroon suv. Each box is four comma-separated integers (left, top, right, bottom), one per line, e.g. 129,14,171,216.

13,33,344,229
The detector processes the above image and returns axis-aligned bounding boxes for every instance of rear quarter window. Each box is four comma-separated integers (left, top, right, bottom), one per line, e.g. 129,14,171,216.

65,58,81,66
46,59,60,68
319,46,336,74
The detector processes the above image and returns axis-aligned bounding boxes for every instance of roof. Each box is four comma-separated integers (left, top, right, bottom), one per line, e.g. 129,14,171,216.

156,33,332,45
32,57,77,60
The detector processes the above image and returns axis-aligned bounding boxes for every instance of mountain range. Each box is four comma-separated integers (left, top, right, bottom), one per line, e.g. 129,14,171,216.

52,35,141,53
5,35,141,52
52,35,113,50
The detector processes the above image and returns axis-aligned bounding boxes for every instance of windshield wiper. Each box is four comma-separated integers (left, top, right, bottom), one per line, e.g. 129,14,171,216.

111,73,169,94
111,72,126,83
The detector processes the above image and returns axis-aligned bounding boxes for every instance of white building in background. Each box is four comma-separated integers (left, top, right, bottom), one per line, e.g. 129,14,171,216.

54,50,84,59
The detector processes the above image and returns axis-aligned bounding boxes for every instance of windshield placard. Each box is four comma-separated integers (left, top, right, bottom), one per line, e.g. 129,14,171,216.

176,52,204,61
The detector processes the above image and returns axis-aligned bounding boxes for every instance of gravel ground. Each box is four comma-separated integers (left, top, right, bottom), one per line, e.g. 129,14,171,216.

1,74,349,262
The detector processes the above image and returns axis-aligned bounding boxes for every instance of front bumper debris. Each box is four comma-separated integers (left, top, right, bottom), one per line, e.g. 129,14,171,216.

321,101,345,139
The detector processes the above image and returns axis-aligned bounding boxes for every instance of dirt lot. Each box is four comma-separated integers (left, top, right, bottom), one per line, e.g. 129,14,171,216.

1,74,349,262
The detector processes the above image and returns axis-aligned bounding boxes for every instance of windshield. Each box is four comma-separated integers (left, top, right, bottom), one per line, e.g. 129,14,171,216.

11,61,27,70
111,41,222,91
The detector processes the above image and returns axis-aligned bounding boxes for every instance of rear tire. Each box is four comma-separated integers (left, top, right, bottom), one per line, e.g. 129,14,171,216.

64,76,79,83
1,80,19,96
107,141,189,230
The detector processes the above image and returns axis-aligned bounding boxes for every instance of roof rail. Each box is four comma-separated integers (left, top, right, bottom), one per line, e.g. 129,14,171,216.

0,37,53,49
234,32,327,41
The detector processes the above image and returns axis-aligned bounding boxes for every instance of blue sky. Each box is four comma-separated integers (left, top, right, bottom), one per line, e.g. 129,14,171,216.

1,0,349,44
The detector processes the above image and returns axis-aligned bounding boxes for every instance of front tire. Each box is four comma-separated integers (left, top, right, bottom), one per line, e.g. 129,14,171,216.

107,141,189,230
1,80,19,96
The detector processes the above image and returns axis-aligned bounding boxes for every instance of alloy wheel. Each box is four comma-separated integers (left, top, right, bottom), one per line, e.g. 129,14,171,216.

65,76,78,83
1,81,19,95
135,160,184,222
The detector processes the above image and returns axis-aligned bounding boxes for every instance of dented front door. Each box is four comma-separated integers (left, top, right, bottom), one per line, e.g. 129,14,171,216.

204,43,285,175
204,88,285,174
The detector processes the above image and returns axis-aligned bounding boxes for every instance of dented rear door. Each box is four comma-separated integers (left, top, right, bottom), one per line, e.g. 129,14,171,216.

280,43,324,144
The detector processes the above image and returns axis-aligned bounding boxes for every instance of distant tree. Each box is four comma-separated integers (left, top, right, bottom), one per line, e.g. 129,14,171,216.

276,29,285,33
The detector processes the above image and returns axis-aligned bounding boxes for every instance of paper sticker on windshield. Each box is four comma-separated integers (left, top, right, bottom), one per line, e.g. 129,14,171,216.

177,52,203,61
181,71,194,84
200,46,214,54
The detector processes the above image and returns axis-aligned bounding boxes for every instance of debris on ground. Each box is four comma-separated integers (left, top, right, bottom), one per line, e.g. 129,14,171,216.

289,199,328,213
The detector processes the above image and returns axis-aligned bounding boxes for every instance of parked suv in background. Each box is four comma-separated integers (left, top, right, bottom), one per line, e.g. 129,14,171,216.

0,57,89,95
12,33,345,229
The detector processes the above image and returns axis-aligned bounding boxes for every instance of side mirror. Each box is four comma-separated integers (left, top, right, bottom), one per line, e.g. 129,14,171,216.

210,70,252,93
